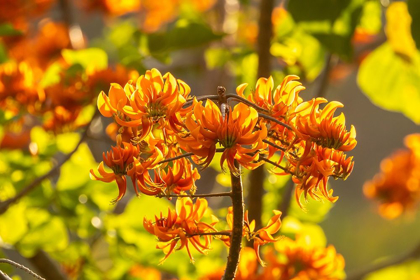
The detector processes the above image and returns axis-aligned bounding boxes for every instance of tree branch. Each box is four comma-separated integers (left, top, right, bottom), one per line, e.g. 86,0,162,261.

0,258,46,280
347,242,420,280
187,231,231,237
0,270,12,280
156,192,232,198
223,161,244,280
0,111,99,215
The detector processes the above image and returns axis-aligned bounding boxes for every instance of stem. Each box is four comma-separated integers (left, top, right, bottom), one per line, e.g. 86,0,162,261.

187,231,231,237
260,157,290,173
225,94,269,113
158,148,226,164
156,192,232,198
347,242,420,280
0,271,12,280
0,111,99,215
258,112,292,130
0,258,46,280
223,161,244,280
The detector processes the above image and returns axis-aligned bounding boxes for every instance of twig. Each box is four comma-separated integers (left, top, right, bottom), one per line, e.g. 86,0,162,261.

258,112,292,130
0,111,99,215
0,259,46,280
183,95,220,107
225,94,269,113
158,148,226,164
223,160,244,280
0,270,12,280
187,231,232,237
347,242,420,280
156,192,232,198
28,250,68,280
260,157,290,173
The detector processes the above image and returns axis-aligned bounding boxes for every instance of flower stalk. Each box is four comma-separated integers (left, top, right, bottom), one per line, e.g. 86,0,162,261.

223,160,244,280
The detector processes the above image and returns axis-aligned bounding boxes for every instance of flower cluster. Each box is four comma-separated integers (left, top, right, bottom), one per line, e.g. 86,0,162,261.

364,134,420,219
0,17,141,151
143,197,219,263
201,236,345,280
91,69,356,206
91,68,355,264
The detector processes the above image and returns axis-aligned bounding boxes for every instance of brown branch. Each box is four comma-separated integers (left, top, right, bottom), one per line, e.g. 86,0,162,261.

0,111,99,215
223,161,244,280
258,112,292,130
156,192,232,198
158,148,226,164
260,157,290,173
27,250,67,280
347,242,420,280
183,95,220,108
0,258,46,280
0,270,12,280
187,231,231,237
225,94,269,113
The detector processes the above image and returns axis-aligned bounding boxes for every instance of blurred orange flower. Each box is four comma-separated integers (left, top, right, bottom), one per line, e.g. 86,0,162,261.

364,134,420,219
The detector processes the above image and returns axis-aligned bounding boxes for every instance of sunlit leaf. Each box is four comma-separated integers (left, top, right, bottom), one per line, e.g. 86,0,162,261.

280,216,327,247
386,2,417,62
0,203,28,245
18,209,68,257
205,48,231,70
62,48,108,73
358,43,420,124
288,0,352,23
364,260,420,280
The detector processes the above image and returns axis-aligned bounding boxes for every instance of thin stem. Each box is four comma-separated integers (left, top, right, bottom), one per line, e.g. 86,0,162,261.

225,94,269,113
183,95,220,107
0,111,99,215
258,112,292,130
158,148,226,164
156,192,232,198
260,157,290,173
187,231,231,237
0,259,45,280
0,270,12,280
347,242,420,280
223,161,244,280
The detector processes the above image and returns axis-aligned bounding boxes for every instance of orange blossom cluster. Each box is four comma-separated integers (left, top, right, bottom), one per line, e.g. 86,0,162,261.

364,134,420,219
90,68,355,263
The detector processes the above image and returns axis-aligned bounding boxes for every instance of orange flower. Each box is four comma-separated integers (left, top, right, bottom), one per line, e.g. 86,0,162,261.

295,98,357,152
262,236,345,280
289,143,354,208
90,143,139,203
178,99,267,175
143,197,218,263
100,68,191,141
244,210,282,266
154,158,200,195
364,134,420,219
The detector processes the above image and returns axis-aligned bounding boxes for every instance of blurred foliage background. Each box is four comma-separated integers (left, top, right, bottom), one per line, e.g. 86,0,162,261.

0,0,420,279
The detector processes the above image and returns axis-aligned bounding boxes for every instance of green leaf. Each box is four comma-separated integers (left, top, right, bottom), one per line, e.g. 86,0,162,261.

0,24,23,36
288,0,363,60
0,203,28,245
18,209,68,257
358,43,420,124
57,143,96,190
56,133,80,154
288,0,352,23
280,216,327,247
408,0,420,49
365,260,420,280
62,48,108,72
205,48,231,69
148,19,223,57
40,62,62,88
